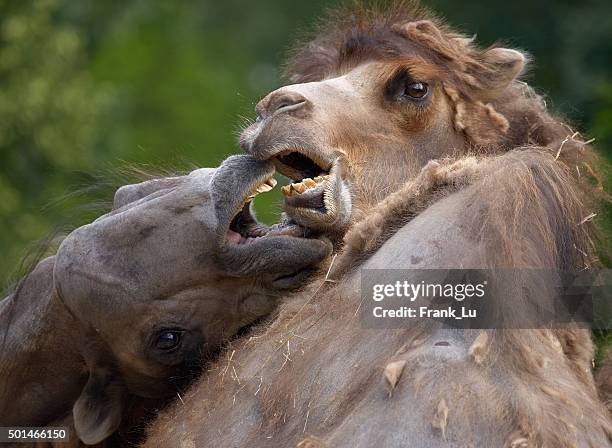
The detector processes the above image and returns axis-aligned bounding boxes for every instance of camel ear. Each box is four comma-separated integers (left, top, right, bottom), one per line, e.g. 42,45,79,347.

482,47,527,91
112,176,183,210
73,367,126,445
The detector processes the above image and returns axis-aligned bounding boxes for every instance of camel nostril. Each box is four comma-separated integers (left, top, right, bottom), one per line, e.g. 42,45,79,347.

262,91,309,117
434,341,451,347
253,91,309,122
274,99,306,114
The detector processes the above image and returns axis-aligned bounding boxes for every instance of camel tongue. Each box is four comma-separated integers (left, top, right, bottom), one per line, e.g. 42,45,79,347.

225,230,242,244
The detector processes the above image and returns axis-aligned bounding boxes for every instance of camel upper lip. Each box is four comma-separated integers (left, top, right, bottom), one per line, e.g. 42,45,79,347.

224,177,275,245
210,157,277,245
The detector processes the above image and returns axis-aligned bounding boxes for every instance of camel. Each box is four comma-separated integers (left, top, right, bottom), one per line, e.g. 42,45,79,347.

0,155,330,446
144,3,611,447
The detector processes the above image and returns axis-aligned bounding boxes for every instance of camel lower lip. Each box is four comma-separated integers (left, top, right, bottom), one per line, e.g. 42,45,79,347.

225,202,307,245
283,182,326,211
224,225,305,245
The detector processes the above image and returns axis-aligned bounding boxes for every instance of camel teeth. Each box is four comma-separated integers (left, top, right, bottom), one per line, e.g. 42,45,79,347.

256,183,273,193
266,178,277,188
282,175,329,198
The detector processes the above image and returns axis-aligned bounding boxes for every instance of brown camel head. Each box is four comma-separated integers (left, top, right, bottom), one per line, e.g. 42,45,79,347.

239,4,538,234
49,155,330,444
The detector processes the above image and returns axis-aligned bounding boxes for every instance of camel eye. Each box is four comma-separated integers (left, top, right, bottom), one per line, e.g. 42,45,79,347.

155,330,183,351
404,82,428,99
385,71,430,103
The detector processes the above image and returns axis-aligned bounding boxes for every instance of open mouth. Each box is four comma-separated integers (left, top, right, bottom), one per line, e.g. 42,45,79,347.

276,151,331,213
214,155,331,288
225,177,306,245
270,148,351,231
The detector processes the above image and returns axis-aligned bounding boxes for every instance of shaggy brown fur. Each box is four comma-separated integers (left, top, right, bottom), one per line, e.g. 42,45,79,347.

144,2,610,447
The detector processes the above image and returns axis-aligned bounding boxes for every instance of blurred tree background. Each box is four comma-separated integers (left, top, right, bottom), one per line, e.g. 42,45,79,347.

1,0,611,290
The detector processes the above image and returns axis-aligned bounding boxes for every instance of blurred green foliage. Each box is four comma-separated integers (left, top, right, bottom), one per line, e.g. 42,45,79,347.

1,0,611,287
